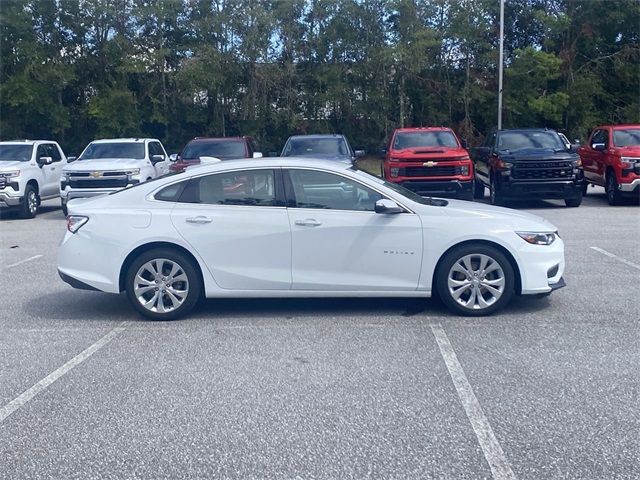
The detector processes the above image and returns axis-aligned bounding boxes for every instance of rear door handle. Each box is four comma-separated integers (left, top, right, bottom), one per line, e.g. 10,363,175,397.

186,216,212,224
294,219,322,227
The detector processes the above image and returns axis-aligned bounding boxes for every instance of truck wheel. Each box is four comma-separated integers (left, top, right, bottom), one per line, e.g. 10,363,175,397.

473,178,485,199
436,243,515,316
125,248,202,321
61,201,68,217
605,173,623,206
459,190,474,201
581,182,588,196
19,184,38,219
489,176,504,206
565,197,582,208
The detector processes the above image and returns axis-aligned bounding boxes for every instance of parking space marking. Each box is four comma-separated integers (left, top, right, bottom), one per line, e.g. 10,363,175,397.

4,255,43,270
430,323,516,480
0,322,129,424
590,246,640,270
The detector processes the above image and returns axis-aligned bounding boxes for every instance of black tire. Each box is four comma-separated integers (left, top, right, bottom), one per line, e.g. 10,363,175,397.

125,248,202,320
581,182,588,196
565,196,582,208
19,184,38,219
473,178,485,199
459,190,474,201
605,172,623,206
436,243,515,317
489,175,504,206
61,201,68,217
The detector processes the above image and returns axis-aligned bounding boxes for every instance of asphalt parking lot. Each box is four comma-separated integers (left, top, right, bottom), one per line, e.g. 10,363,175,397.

1,188,639,479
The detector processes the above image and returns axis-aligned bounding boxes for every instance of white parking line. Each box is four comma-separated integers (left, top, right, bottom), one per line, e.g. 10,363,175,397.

430,323,516,480
4,254,43,270
0,322,129,424
590,246,640,270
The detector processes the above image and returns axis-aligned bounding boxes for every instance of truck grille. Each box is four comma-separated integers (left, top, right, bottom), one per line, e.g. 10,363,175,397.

401,166,463,177
511,161,574,180
68,171,129,189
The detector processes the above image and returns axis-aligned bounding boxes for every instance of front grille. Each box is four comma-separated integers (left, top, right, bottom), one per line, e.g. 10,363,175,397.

401,166,463,177
68,179,128,189
511,161,574,180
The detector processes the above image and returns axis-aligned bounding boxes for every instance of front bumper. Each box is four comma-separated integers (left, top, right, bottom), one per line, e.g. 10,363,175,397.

516,234,566,295
618,178,640,195
497,179,583,200
0,191,24,208
396,179,473,197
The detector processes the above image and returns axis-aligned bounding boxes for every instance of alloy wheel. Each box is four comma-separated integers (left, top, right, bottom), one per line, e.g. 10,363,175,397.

133,258,189,313
28,190,37,214
447,253,506,310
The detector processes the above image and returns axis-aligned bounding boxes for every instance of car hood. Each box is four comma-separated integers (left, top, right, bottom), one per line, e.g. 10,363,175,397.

498,148,577,161
64,158,146,171
616,146,640,156
0,161,29,171
415,199,557,232
390,147,466,158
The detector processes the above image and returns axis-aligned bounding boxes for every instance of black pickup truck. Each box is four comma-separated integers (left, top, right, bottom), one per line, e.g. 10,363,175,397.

471,129,585,207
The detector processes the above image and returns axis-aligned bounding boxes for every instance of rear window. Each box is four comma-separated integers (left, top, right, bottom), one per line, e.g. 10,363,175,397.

80,142,145,160
179,169,278,206
613,129,640,147
181,140,246,160
393,131,458,149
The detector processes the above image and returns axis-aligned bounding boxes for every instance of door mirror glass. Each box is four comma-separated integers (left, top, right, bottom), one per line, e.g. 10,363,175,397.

38,156,53,166
253,152,263,158
592,143,606,151
151,154,165,164
169,153,178,162
375,199,403,214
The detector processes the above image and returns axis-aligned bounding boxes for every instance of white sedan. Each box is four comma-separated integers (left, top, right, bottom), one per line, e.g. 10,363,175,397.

58,158,565,320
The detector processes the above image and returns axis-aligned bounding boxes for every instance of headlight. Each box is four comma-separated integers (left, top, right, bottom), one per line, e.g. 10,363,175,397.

390,167,400,177
621,157,639,168
460,165,470,175
67,215,89,233
516,231,557,245
2,170,20,178
126,169,140,176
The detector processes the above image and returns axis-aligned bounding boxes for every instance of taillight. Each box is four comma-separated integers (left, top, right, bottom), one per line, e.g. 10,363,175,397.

67,215,89,233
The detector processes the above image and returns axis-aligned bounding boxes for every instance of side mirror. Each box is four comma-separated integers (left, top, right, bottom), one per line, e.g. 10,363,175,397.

169,153,178,162
592,143,606,151
66,156,77,163
460,139,468,149
151,154,165,164
38,156,53,166
354,150,365,158
375,199,403,214
253,152,263,158
573,139,581,145
379,146,387,159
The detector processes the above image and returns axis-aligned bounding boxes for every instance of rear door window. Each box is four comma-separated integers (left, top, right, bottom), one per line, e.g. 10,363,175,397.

179,169,279,206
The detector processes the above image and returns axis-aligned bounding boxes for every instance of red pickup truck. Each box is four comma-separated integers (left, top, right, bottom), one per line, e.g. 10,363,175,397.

383,127,474,200
578,125,640,205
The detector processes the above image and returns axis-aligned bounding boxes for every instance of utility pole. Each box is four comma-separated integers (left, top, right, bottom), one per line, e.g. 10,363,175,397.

498,0,505,130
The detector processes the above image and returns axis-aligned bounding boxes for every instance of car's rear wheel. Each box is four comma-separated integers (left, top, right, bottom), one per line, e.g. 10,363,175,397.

489,176,504,206
605,172,623,206
19,184,38,219
125,248,201,320
581,182,588,196
436,244,515,316
473,178,485,199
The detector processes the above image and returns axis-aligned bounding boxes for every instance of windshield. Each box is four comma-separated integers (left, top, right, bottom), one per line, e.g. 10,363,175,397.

80,142,145,160
181,140,246,160
393,131,458,149
350,167,445,206
0,144,33,162
613,129,640,147
282,137,350,157
496,131,565,151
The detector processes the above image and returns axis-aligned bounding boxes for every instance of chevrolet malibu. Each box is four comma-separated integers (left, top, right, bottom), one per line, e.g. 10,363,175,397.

58,158,565,320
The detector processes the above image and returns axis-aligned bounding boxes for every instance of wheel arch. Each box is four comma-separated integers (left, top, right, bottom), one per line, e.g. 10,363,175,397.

118,241,205,293
432,239,523,296
26,178,39,193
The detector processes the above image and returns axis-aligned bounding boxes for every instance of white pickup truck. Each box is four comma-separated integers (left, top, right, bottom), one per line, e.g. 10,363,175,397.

60,138,170,215
0,140,68,218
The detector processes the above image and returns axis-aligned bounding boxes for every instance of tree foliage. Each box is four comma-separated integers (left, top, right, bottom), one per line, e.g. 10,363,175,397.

1,0,638,154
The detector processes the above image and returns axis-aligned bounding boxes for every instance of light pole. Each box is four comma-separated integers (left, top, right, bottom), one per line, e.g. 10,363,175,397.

498,0,505,130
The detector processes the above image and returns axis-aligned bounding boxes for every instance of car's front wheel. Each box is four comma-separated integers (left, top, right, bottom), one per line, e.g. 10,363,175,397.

436,244,515,316
473,178,485,199
605,173,623,206
489,176,504,206
125,248,202,320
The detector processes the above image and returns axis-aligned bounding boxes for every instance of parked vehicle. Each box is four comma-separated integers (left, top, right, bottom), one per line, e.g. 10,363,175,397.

578,124,640,205
58,158,565,320
280,134,364,162
60,138,169,215
382,127,474,200
169,136,262,173
0,140,67,218
472,129,584,207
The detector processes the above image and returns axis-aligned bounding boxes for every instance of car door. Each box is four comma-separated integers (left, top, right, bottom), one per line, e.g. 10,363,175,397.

170,168,292,290
149,141,169,177
34,144,57,197
285,168,423,291
583,129,607,185
473,132,495,186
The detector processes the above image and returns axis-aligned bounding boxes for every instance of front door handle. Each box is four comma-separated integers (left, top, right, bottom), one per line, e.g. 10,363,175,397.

294,219,322,227
186,216,212,224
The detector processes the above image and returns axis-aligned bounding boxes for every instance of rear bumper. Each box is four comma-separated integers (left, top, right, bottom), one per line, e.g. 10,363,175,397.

58,269,102,291
397,179,473,197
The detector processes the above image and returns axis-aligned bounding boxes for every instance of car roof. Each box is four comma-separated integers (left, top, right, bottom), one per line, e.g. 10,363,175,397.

595,124,640,130
90,138,157,144
188,137,247,142
286,134,346,140
183,157,353,175
395,127,453,132
0,140,52,145
496,128,558,133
